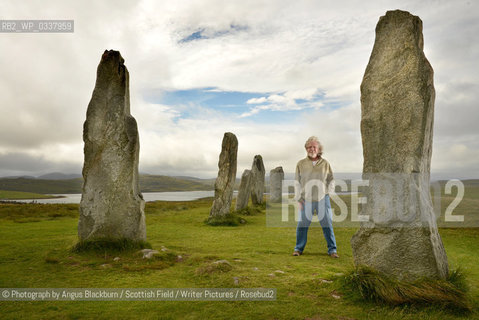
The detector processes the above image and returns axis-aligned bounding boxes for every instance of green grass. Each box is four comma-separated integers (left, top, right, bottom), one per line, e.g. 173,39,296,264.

0,190,61,200
0,195,478,319
0,202,79,223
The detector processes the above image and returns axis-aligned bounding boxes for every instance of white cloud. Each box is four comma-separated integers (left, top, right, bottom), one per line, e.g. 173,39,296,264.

241,89,325,117
246,97,267,104
136,106,302,178
0,0,478,179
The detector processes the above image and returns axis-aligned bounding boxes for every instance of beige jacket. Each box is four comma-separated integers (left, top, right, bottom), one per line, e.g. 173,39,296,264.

295,157,335,202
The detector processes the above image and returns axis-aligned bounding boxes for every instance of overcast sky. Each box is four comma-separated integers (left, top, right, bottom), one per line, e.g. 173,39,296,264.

0,0,478,179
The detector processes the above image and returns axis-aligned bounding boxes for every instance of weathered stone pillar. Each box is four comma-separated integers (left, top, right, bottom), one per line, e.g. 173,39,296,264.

351,10,448,280
269,167,284,203
78,50,146,241
210,132,238,217
250,155,265,205
235,169,252,210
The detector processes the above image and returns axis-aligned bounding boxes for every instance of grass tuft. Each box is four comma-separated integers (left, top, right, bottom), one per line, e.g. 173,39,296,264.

233,205,263,216
71,237,152,253
340,266,472,313
254,202,267,211
195,260,233,275
122,252,178,272
44,256,60,264
204,213,246,226
447,267,469,293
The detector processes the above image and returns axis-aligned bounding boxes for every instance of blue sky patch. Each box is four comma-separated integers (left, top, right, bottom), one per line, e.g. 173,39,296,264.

179,24,249,43
143,87,337,123
179,29,207,43
158,88,267,110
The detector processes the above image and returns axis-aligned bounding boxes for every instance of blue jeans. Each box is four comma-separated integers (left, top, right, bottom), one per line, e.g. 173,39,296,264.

294,194,337,254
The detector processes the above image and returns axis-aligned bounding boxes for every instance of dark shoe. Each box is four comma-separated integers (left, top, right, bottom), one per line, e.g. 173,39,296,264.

292,251,302,256
329,252,339,258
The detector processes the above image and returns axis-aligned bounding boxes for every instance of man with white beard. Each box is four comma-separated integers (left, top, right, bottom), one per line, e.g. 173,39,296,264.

292,136,339,258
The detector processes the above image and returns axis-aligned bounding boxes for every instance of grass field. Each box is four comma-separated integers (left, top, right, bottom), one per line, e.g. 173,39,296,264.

0,191,478,319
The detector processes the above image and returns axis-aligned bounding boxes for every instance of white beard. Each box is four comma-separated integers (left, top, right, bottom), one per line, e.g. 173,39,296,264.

308,152,318,159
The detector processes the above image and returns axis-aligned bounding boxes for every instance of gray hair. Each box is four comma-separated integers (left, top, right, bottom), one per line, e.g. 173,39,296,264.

304,136,323,156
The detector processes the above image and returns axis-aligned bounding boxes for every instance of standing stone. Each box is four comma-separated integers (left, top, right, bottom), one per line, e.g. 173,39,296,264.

210,132,238,217
269,167,284,203
78,50,146,241
235,169,252,210
351,10,448,280
250,155,265,205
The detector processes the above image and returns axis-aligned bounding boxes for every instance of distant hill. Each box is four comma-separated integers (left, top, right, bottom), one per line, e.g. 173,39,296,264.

172,175,217,186
37,172,82,180
4,172,474,195
140,174,214,192
435,179,479,187
0,177,83,194
1,175,37,179
0,174,214,194
461,179,479,187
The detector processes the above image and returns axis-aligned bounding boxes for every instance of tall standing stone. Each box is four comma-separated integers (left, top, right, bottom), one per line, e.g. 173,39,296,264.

78,50,146,241
235,169,252,210
269,167,284,203
351,10,448,280
250,155,265,205
210,132,238,217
